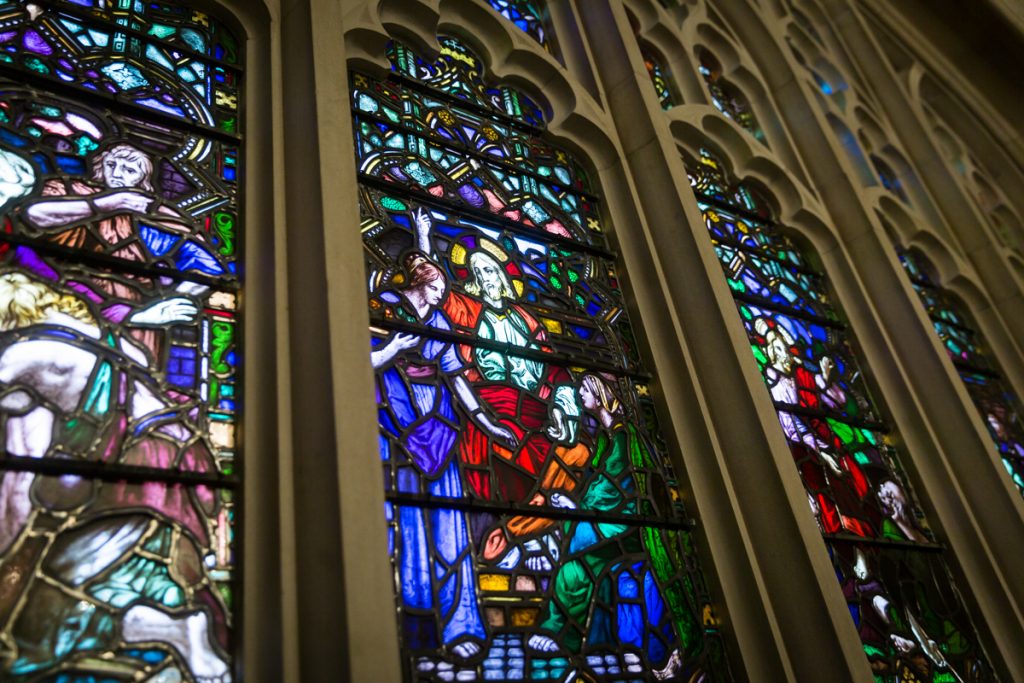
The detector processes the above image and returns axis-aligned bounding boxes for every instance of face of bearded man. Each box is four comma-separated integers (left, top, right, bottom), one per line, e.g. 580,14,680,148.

766,332,794,374
471,254,506,305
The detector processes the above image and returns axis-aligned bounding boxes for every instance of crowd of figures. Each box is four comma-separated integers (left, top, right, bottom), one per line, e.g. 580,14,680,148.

369,207,710,680
0,136,235,682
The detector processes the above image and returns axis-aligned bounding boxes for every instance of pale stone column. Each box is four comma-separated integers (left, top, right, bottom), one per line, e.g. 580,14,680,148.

707,0,1024,677
575,1,875,679
271,0,402,679
223,0,286,679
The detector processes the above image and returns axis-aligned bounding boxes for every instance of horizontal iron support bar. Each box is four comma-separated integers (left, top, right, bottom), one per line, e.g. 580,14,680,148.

730,290,846,330
772,401,890,433
358,172,614,260
382,71,546,138
0,452,237,488
823,532,945,553
369,315,649,380
0,232,239,292
385,491,696,531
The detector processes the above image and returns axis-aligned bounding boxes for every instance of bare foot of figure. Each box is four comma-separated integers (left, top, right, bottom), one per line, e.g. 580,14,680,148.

451,640,481,659
653,648,682,680
527,634,559,653
122,604,231,683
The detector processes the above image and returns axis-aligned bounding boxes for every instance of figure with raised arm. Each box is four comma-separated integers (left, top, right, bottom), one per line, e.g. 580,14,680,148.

372,251,503,660
0,272,231,682
412,208,570,503
756,317,877,537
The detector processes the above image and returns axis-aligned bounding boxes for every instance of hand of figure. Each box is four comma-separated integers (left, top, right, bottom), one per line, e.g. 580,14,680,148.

479,415,518,447
819,356,834,382
94,190,154,214
890,634,916,654
413,208,431,235
546,407,566,440
820,450,844,476
549,492,577,510
129,297,199,325
388,332,421,353
529,492,545,506
0,149,35,208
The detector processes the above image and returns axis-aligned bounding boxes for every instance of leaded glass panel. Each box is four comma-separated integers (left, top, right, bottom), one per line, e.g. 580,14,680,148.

696,50,766,145
0,2,241,680
687,148,996,681
354,38,729,681
899,249,1024,495
641,49,675,110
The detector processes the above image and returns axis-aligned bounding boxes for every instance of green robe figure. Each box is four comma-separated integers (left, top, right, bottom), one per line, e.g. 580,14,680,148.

527,374,704,679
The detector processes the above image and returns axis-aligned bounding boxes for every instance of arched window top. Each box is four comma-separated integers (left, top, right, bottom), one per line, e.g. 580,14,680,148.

826,114,876,187
386,37,546,129
485,0,554,53
640,44,677,110
870,155,909,204
897,248,1024,495
0,0,241,133
696,48,766,144
791,7,825,46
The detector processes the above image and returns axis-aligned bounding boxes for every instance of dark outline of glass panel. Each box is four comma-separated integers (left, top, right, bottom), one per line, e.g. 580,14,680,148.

0,10,242,142
358,173,613,261
484,0,554,53
34,0,243,71
691,175,944,549
364,41,733,679
0,241,241,477
351,108,600,207
0,87,243,286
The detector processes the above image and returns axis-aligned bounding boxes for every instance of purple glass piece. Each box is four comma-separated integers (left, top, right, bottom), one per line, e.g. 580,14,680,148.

458,183,486,208
23,30,52,55
0,31,17,43
59,59,74,71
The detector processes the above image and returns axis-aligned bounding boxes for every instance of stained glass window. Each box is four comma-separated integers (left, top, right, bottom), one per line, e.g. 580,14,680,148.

697,49,766,144
486,0,552,52
352,37,730,681
871,156,909,204
899,249,1024,495
642,47,676,110
687,148,997,681
0,1,241,681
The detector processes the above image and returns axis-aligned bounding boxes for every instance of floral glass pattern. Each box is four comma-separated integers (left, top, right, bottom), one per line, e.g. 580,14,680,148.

0,1,241,681
352,37,730,681
688,148,997,682
899,249,1024,495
